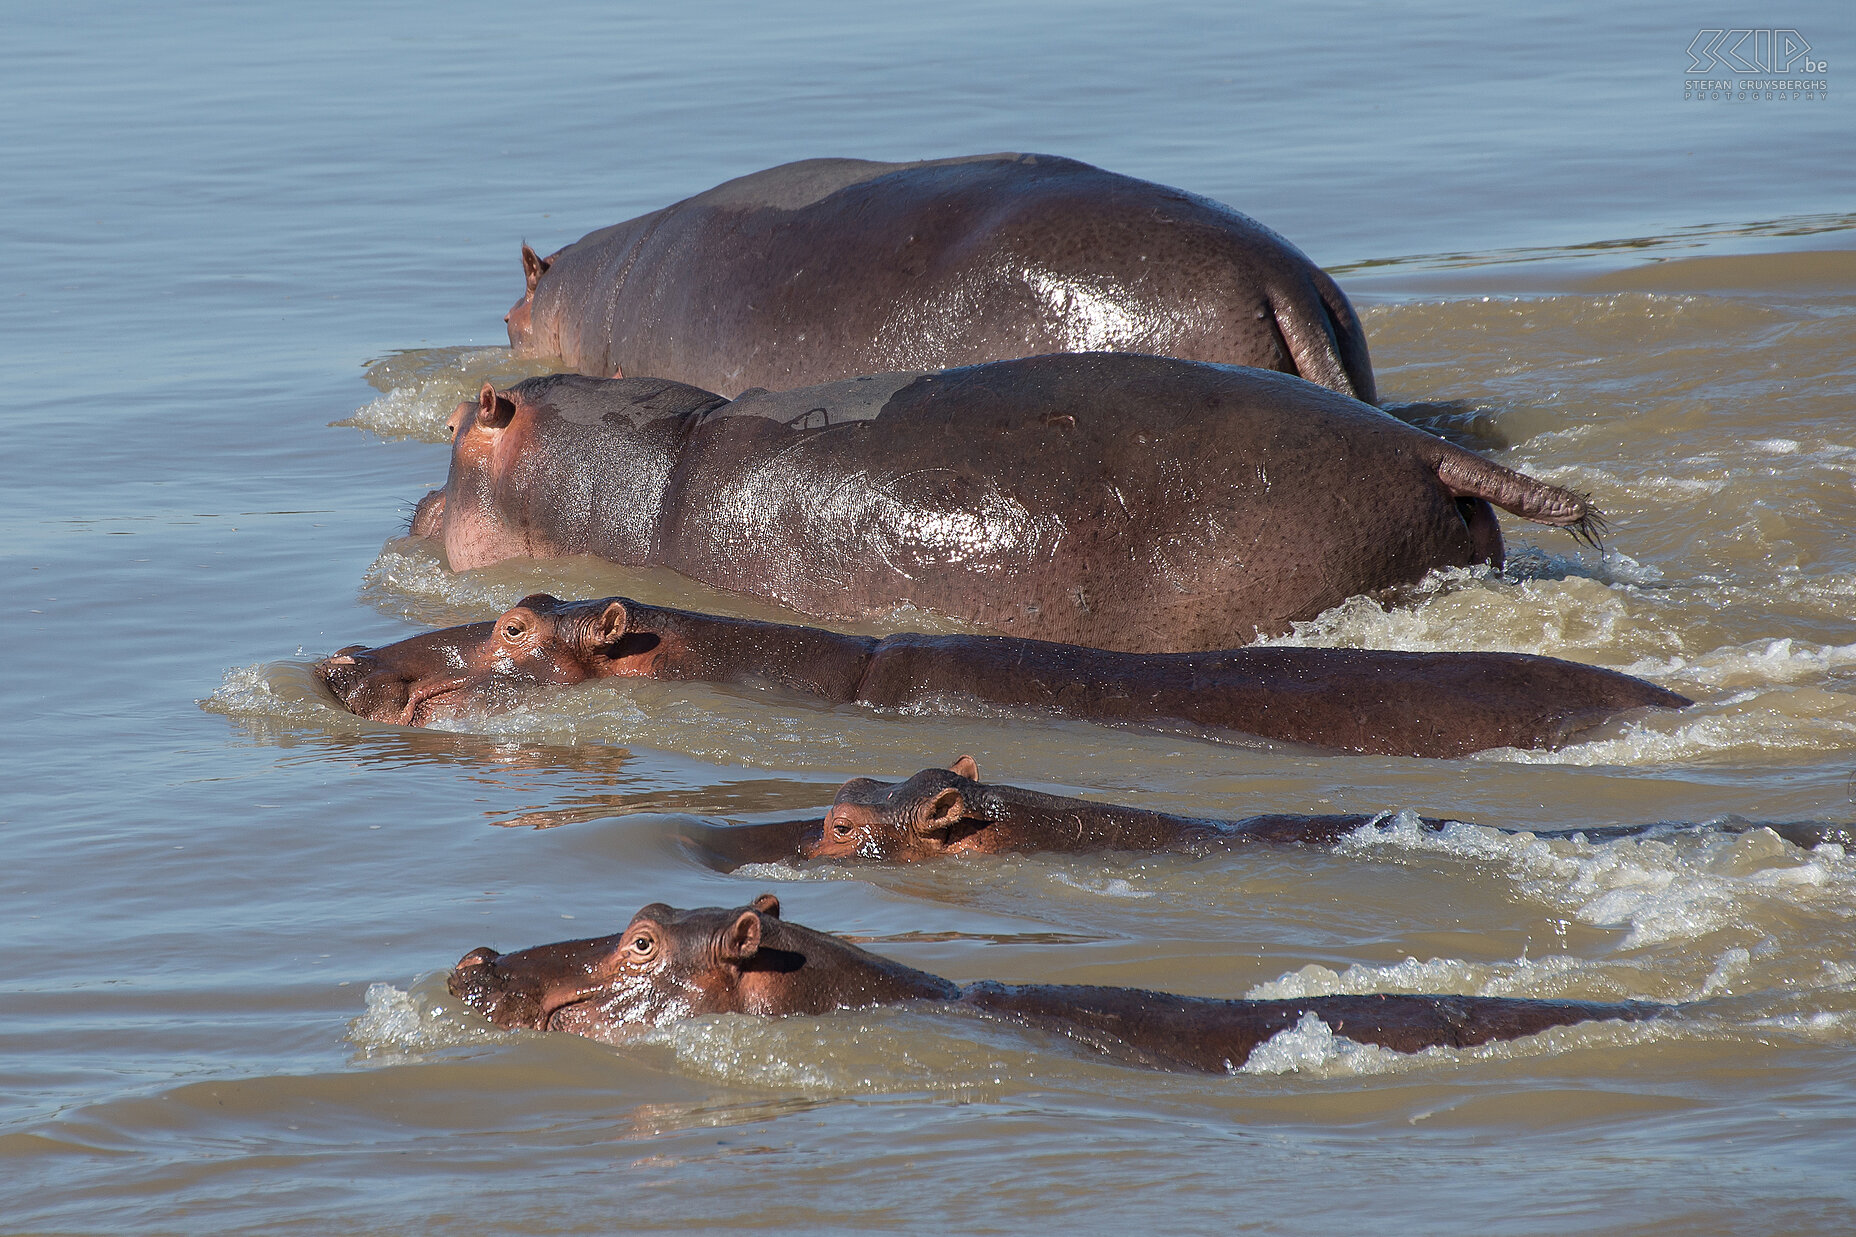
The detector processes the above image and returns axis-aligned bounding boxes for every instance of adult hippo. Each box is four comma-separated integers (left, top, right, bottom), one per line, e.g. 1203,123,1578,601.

313,593,1689,758
447,893,1671,1073
410,354,1601,652
674,757,1847,870
504,152,1377,402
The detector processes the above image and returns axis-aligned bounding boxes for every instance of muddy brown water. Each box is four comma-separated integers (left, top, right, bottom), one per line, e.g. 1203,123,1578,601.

4,2,1854,1232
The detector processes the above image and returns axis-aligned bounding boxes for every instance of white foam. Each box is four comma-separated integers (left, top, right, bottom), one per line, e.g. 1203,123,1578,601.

1238,1011,1403,1076
1338,814,1856,951
1245,946,1594,1002
346,982,502,1063
337,346,563,442
199,661,354,729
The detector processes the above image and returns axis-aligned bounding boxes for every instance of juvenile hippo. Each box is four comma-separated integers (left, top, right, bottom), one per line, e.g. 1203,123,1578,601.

447,894,1670,1073
411,354,1601,651
505,153,1377,401
314,593,1690,758
786,756,1848,864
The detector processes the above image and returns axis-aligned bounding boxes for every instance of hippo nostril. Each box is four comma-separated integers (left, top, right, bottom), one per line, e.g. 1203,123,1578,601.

457,947,500,969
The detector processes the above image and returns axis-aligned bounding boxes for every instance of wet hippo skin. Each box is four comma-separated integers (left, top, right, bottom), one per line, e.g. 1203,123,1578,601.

412,354,1605,652
313,593,1691,759
678,757,1849,869
505,152,1378,401
447,894,1671,1074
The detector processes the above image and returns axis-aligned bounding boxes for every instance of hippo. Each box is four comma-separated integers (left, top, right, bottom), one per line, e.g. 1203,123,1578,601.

671,757,1850,870
410,354,1602,652
504,153,1377,402
783,756,1851,865
802,754,1449,861
446,894,1670,1073
313,593,1690,758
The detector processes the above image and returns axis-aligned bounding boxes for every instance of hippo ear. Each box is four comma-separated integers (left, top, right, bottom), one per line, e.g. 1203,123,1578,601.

751,893,782,918
520,243,551,294
914,787,966,837
949,754,979,781
477,383,516,430
720,908,763,964
593,600,630,647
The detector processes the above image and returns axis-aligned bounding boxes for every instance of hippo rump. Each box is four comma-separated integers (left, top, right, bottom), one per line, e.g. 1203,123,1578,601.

411,354,1602,652
447,893,1670,1073
505,152,1377,401
313,593,1690,759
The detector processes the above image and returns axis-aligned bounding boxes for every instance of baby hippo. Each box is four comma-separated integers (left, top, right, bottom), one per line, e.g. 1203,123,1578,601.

786,757,1853,866
448,894,1668,1074
803,756,1443,862
683,750,1856,865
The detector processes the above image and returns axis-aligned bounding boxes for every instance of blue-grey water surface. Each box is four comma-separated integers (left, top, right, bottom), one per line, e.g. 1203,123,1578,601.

4,2,1854,1232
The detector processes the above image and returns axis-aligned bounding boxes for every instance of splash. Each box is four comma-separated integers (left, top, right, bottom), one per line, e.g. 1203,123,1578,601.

337,346,563,442
1238,1012,1403,1076
1338,813,1856,951
346,982,503,1063
200,661,361,732
1245,947,1602,1002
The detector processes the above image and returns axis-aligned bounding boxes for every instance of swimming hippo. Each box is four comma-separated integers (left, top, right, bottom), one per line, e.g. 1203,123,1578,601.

504,152,1377,402
410,354,1601,651
446,894,1670,1073
786,756,1848,864
313,593,1690,758
676,758,1845,869
804,755,1445,860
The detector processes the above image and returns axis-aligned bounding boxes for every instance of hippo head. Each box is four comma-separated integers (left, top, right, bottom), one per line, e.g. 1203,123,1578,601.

804,756,991,862
313,594,636,725
449,894,784,1039
502,243,551,352
408,381,539,570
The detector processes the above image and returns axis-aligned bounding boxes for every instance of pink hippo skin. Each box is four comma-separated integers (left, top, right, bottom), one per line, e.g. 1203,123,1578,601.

447,894,1672,1073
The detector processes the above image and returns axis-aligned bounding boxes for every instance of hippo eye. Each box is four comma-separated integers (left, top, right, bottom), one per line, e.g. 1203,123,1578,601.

831,820,853,839
502,620,526,640
626,933,656,959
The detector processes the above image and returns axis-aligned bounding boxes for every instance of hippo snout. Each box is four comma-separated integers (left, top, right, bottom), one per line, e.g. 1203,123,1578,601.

447,948,503,1006
313,650,412,724
410,490,445,538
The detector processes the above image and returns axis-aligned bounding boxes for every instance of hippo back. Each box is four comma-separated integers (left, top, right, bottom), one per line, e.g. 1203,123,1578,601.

651,353,1467,650
521,153,1374,400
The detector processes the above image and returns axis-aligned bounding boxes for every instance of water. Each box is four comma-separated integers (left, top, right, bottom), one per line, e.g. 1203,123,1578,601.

4,1,1854,1231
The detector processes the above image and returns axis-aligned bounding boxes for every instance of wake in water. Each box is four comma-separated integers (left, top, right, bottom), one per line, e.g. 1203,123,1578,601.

338,347,563,442
1336,812,1856,952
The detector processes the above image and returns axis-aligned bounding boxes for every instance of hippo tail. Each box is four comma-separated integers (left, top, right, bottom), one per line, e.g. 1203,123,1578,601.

1431,444,1607,549
1269,268,1378,406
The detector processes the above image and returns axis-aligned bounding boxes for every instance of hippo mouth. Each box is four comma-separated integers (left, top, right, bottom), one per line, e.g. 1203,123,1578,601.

449,949,552,1031
314,652,483,727
447,948,604,1033
410,490,446,538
